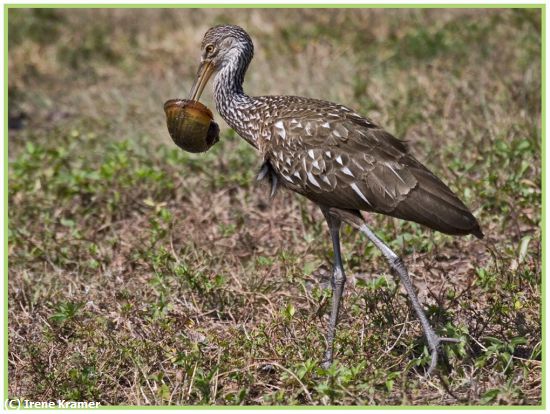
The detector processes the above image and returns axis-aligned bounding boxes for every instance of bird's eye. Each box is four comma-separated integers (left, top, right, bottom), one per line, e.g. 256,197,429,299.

205,44,215,55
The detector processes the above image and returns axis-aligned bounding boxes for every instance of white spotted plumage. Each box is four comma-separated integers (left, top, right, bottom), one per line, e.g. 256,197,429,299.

201,24,482,236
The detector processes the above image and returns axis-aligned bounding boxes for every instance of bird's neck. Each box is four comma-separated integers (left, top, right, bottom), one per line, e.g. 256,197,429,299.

213,59,259,148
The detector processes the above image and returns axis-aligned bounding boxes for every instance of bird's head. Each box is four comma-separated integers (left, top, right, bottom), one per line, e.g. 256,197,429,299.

188,24,254,101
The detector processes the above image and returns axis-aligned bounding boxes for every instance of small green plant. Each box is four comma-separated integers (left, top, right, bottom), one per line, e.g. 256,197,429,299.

49,301,84,325
475,336,528,374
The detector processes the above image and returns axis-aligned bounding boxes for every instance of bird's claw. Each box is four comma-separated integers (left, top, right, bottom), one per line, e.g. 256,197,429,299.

425,336,462,376
439,337,461,344
427,348,439,376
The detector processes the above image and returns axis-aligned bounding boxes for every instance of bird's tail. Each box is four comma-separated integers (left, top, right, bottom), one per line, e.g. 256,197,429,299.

392,167,484,239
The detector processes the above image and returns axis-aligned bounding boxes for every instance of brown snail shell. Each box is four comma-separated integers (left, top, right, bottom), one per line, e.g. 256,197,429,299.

164,99,220,153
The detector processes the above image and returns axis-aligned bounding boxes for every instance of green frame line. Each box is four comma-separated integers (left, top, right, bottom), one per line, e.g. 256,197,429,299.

2,3,547,8
3,3,545,410
3,2,7,412
540,1,546,411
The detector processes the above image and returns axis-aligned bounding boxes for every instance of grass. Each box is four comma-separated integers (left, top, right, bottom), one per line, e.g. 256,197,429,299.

7,8,542,406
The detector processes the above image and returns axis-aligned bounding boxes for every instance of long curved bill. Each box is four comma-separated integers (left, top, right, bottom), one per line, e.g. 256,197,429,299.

188,60,214,101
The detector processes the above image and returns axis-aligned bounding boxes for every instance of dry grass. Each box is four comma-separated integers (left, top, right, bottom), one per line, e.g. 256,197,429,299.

8,8,542,406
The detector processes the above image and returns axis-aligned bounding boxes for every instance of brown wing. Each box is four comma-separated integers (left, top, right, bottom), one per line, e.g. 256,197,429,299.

266,106,483,238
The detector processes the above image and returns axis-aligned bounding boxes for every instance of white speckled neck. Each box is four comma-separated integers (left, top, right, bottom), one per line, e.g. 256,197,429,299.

213,52,259,148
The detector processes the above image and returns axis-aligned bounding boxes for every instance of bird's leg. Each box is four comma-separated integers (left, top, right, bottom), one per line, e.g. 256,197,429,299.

320,209,346,369
358,223,459,374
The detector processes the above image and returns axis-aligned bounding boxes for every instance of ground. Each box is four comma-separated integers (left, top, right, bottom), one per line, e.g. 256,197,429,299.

7,8,542,406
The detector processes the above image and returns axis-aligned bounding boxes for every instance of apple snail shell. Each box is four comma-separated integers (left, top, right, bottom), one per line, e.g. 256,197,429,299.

164,99,220,153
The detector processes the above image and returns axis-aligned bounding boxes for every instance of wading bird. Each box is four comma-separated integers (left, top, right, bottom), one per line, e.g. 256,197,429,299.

187,25,483,373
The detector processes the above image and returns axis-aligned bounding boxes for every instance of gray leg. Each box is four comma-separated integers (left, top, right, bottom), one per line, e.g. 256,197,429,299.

321,209,346,368
359,223,458,374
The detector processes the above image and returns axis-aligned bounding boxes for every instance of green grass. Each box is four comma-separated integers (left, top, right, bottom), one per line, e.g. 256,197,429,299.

7,8,541,406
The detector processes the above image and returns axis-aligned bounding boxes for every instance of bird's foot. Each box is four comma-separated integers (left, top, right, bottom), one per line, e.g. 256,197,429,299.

426,336,461,376
320,348,334,370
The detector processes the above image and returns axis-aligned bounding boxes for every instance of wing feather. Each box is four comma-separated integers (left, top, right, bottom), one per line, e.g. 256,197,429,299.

261,97,483,237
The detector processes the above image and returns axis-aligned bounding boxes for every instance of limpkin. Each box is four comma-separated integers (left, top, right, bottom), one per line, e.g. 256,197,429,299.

187,25,483,373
